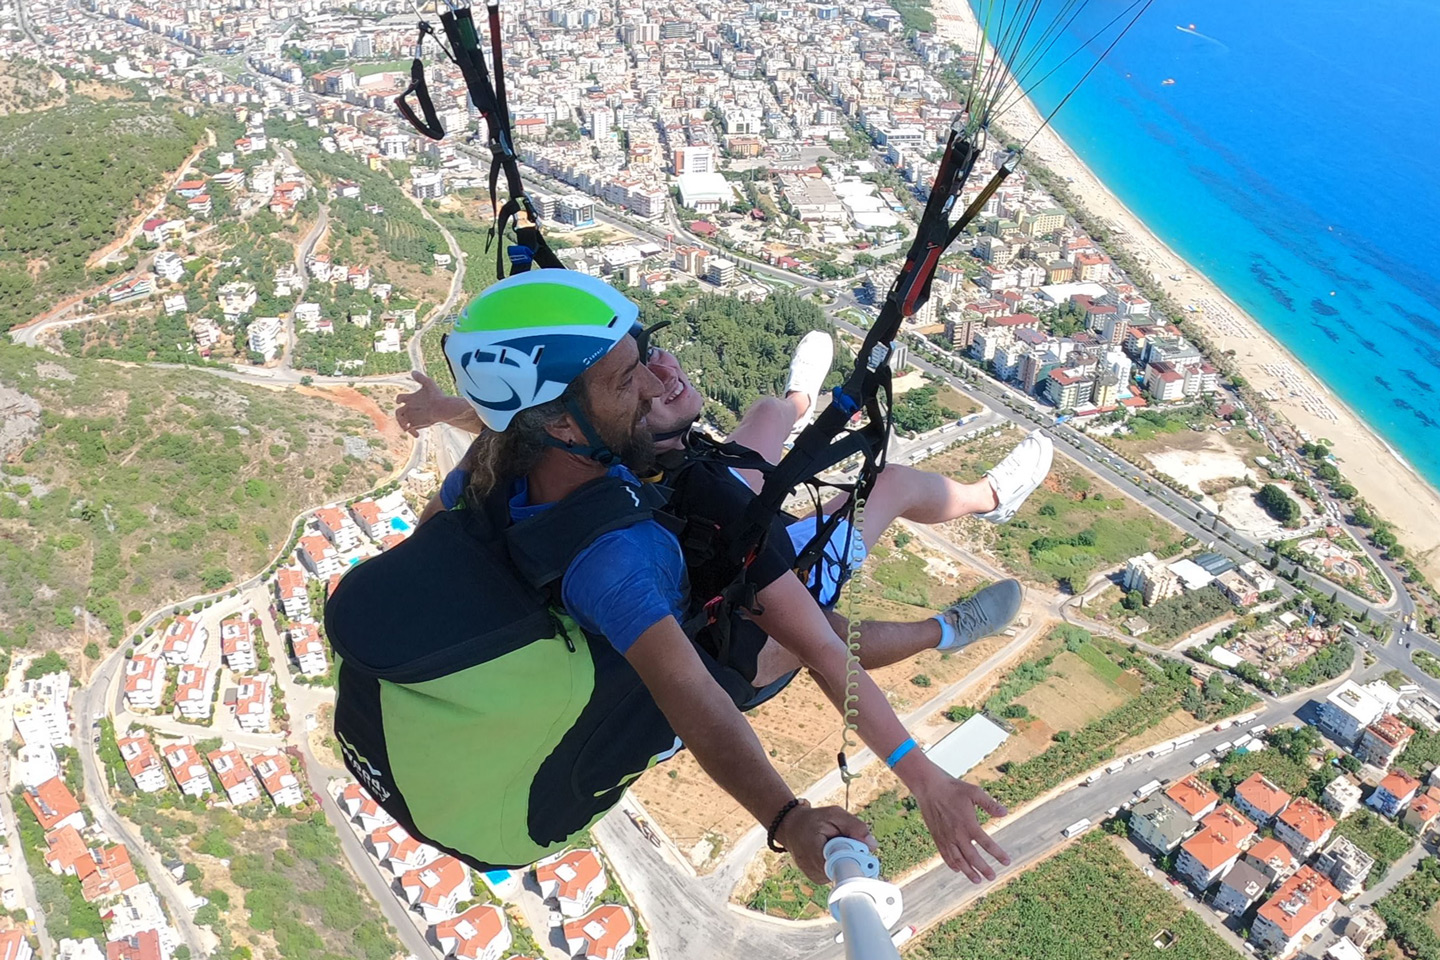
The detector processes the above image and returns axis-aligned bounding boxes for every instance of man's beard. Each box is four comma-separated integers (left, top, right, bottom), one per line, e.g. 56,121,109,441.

601,402,657,473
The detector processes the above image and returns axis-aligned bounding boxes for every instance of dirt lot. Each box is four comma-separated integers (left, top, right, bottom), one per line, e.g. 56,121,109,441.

1015,650,1132,726
963,648,1135,784
1215,479,1319,541
296,382,411,461
1144,438,1256,497
920,427,1187,589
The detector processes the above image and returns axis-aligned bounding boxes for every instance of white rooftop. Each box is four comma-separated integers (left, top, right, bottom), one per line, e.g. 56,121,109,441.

1326,937,1364,960
925,713,1010,778
1167,558,1214,591
1037,281,1109,304
676,172,730,206
1326,680,1389,725
1210,647,1244,669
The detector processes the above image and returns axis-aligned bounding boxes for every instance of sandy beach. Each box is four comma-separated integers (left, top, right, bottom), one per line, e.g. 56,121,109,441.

930,0,1440,583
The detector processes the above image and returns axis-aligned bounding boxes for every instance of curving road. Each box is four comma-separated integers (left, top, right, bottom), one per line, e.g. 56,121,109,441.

73,657,210,957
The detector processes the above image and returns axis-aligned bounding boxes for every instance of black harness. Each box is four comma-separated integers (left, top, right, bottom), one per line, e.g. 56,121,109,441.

396,2,561,279
396,3,1016,654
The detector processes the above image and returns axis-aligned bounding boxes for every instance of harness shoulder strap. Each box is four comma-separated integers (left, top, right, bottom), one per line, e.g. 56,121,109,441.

503,475,672,591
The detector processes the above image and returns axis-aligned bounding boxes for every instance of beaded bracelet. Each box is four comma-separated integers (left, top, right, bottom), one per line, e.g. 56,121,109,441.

767,798,807,852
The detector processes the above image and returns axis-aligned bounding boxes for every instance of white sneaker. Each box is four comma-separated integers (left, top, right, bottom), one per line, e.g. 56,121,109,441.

785,330,834,431
974,430,1054,524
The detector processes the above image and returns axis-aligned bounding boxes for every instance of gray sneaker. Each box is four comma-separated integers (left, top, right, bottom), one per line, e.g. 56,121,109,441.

938,579,1024,650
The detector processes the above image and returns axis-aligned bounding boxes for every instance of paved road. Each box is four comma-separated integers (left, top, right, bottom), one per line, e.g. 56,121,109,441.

280,165,329,367
74,658,211,956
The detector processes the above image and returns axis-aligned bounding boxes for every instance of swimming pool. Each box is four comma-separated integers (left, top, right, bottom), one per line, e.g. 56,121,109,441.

390,516,412,532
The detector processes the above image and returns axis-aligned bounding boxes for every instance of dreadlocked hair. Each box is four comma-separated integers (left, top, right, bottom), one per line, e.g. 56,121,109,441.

462,377,592,503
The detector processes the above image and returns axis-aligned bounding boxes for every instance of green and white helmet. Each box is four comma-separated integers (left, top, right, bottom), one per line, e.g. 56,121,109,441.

444,270,640,431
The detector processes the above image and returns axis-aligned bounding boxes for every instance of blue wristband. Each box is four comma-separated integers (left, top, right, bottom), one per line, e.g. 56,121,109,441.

885,737,918,769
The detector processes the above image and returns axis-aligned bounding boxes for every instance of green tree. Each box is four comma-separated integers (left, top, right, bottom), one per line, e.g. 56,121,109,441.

25,650,68,679
1257,483,1301,524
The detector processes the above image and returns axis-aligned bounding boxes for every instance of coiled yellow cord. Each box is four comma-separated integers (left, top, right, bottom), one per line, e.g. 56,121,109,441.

838,495,866,810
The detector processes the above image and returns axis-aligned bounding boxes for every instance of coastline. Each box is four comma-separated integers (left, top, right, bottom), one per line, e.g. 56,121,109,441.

930,0,1440,581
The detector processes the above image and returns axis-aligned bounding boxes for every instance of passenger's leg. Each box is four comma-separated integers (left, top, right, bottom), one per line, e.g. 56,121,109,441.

748,577,1022,688
725,331,834,493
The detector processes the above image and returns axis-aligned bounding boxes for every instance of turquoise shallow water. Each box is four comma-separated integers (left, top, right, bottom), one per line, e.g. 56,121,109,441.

973,0,1440,479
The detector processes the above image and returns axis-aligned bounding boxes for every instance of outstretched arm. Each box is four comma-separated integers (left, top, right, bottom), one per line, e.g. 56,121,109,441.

396,371,485,436
751,573,1010,882
626,615,874,882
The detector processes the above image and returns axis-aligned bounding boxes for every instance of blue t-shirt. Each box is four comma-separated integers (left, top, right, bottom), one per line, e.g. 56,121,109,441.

439,466,468,510
505,465,686,656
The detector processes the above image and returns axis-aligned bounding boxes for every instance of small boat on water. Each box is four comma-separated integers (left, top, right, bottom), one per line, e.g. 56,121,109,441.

1162,78,1176,85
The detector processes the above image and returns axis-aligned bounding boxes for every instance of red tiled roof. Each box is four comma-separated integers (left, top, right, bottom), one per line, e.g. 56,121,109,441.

299,535,334,560
401,855,467,907
0,929,30,960
1246,837,1298,873
118,734,162,780
314,506,348,530
563,904,634,960
1165,776,1219,817
1368,715,1416,747
1181,825,1247,871
82,845,139,901
24,778,81,831
207,745,257,793
124,654,162,693
536,849,604,903
1236,773,1292,817
1379,769,1421,800
1256,866,1340,939
432,903,507,959
1408,787,1440,823
106,929,162,960
1277,798,1336,843
276,567,307,598
45,824,90,874
350,500,381,526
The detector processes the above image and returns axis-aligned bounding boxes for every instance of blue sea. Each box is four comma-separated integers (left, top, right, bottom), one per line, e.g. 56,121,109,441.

973,0,1440,482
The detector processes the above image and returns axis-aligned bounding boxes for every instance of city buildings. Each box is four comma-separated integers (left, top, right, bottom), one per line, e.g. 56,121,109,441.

1356,714,1415,770
1313,835,1375,899
207,743,262,806
117,735,167,794
1250,867,1342,959
123,655,164,712
220,615,258,673
1273,798,1336,859
252,750,304,808
1369,769,1422,818
160,616,207,666
1233,773,1292,827
161,741,212,798
13,671,72,748
535,848,607,918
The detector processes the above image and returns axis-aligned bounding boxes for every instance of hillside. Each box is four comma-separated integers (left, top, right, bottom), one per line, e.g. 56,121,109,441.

0,58,65,115
0,98,207,331
0,345,406,669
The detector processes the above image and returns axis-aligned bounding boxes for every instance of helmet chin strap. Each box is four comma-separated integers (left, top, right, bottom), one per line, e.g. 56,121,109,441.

543,396,617,466
651,418,698,444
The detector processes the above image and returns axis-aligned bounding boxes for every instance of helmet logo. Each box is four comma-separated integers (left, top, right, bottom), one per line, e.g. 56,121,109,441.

458,345,542,413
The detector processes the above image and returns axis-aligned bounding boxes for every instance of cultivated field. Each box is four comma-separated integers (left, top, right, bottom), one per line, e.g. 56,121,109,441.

906,833,1238,960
